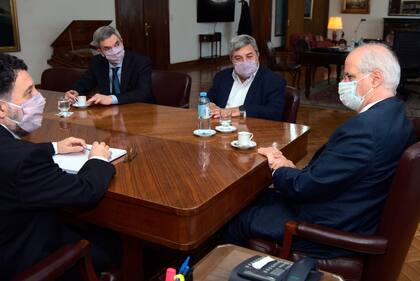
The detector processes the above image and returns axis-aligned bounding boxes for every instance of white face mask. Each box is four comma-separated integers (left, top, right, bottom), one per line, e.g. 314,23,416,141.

338,73,373,111
104,45,125,65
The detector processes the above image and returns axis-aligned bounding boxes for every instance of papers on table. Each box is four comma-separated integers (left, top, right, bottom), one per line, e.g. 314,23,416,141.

53,144,127,174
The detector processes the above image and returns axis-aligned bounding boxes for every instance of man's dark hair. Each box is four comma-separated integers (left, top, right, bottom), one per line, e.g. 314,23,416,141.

0,54,27,99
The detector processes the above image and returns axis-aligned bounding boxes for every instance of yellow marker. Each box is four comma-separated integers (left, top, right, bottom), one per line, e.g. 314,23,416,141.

174,274,185,281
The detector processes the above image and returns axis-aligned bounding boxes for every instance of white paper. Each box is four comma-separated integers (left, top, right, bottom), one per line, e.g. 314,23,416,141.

251,256,276,270
53,144,127,174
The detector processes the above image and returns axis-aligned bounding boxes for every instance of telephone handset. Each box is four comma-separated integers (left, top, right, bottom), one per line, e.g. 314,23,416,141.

228,255,323,281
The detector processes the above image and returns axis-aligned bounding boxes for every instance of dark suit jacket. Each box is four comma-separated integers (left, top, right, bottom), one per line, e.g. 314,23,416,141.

0,126,116,280
272,97,416,257
72,50,154,104
207,67,285,121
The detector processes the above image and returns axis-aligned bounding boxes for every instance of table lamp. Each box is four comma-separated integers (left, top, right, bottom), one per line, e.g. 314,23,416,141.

328,16,343,44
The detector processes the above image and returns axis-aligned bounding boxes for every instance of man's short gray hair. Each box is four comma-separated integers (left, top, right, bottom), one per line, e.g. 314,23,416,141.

90,26,122,48
229,35,259,56
355,43,400,93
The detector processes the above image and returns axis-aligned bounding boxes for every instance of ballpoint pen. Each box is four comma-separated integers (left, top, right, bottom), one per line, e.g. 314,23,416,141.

179,256,190,275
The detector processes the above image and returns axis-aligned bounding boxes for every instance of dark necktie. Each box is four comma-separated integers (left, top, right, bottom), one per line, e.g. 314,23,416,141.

112,67,121,95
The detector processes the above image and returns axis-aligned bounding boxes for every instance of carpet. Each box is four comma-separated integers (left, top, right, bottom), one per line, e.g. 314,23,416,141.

299,81,420,117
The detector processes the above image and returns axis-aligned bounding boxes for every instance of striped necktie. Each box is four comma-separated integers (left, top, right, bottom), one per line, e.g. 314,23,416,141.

112,67,121,95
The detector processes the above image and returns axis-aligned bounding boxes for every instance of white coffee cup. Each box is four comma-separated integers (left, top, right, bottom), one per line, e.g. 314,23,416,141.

238,131,253,147
76,96,86,106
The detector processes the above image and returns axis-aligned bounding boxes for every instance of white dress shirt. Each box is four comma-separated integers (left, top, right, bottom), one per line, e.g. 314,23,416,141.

225,65,259,108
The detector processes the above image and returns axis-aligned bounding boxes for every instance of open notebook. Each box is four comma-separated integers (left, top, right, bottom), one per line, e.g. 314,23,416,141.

53,144,127,174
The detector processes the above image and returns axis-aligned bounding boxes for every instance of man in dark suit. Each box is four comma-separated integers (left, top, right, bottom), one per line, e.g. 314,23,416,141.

66,25,153,106
208,35,285,121
222,44,416,258
0,54,119,280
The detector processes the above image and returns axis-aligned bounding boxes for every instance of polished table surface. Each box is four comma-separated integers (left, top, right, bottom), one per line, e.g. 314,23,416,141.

27,90,309,279
194,244,344,281
301,50,349,97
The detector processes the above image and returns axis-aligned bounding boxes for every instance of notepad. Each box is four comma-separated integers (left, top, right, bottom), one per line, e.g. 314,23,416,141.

53,144,127,174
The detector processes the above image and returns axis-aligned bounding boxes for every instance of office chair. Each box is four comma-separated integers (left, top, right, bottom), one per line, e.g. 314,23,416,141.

152,70,192,108
12,240,100,281
248,141,420,281
282,86,300,123
40,68,85,92
265,41,301,88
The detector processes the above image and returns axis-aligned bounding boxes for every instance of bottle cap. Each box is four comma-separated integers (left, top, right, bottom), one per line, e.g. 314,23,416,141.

199,92,207,97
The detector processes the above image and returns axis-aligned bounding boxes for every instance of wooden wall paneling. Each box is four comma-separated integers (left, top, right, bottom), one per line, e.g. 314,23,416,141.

250,0,272,55
286,0,304,49
304,0,330,38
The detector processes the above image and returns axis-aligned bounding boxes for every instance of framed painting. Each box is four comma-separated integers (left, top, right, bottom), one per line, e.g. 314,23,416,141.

0,0,20,52
304,0,313,19
342,0,370,14
274,0,286,36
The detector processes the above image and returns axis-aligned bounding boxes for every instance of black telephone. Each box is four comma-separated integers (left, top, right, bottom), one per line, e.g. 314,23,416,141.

228,255,323,281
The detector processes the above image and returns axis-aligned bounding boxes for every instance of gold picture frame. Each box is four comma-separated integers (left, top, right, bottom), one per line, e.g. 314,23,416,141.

342,0,370,14
0,0,20,52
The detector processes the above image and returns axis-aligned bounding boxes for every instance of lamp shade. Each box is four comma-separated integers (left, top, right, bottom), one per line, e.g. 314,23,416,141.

328,17,343,30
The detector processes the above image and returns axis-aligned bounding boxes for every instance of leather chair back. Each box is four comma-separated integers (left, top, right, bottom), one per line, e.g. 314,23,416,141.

152,70,191,108
40,68,85,92
362,141,420,281
282,86,300,123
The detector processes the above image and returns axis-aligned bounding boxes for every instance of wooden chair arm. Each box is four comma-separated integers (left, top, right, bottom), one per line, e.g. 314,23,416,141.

280,221,388,259
13,240,99,281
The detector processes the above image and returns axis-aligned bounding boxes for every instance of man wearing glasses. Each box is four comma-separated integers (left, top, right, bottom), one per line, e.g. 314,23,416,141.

208,35,286,121
223,44,416,258
66,26,153,106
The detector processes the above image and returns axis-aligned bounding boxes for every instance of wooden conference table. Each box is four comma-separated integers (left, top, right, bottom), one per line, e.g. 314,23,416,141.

26,90,310,280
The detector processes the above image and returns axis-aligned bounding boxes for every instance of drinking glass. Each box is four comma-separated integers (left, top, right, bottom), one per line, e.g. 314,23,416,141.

219,110,232,127
57,97,71,117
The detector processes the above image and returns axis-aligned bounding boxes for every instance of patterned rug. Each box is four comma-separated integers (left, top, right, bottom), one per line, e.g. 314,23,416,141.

299,81,420,117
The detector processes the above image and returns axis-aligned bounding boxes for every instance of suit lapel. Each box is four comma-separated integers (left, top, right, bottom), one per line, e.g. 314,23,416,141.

98,57,111,95
0,125,15,138
221,70,235,107
120,51,131,94
243,67,263,106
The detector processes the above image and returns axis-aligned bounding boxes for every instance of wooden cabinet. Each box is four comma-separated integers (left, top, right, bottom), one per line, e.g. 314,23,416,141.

383,17,420,40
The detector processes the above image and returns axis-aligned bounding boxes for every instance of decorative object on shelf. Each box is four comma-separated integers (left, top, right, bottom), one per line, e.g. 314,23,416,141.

304,0,313,19
388,0,420,16
328,17,343,43
342,0,370,14
0,0,20,52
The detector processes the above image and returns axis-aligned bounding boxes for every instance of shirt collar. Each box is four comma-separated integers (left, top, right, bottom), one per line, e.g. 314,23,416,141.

0,123,20,139
109,62,123,69
359,99,383,113
231,64,260,86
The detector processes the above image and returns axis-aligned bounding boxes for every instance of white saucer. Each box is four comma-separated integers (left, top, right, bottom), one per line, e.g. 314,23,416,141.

215,125,237,133
72,103,88,109
56,111,74,118
230,140,257,150
193,129,216,137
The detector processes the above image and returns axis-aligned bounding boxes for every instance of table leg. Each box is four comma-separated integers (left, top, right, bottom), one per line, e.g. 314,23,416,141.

305,66,312,97
121,234,144,281
336,64,342,85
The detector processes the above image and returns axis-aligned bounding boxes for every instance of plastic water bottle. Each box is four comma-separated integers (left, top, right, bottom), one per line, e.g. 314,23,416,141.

198,92,211,130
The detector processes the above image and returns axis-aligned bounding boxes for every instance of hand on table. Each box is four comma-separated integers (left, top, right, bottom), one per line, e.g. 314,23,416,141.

87,93,113,106
57,137,86,154
209,103,221,118
89,141,111,160
258,146,296,170
65,90,79,104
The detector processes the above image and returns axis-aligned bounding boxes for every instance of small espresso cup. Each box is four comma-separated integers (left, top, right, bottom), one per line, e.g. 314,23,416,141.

238,131,253,147
76,96,86,106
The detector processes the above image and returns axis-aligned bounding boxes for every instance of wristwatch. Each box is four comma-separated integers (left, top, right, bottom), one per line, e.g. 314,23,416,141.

239,105,246,118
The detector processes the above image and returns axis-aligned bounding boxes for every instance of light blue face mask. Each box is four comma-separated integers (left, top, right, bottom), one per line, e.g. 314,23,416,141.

338,73,372,111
